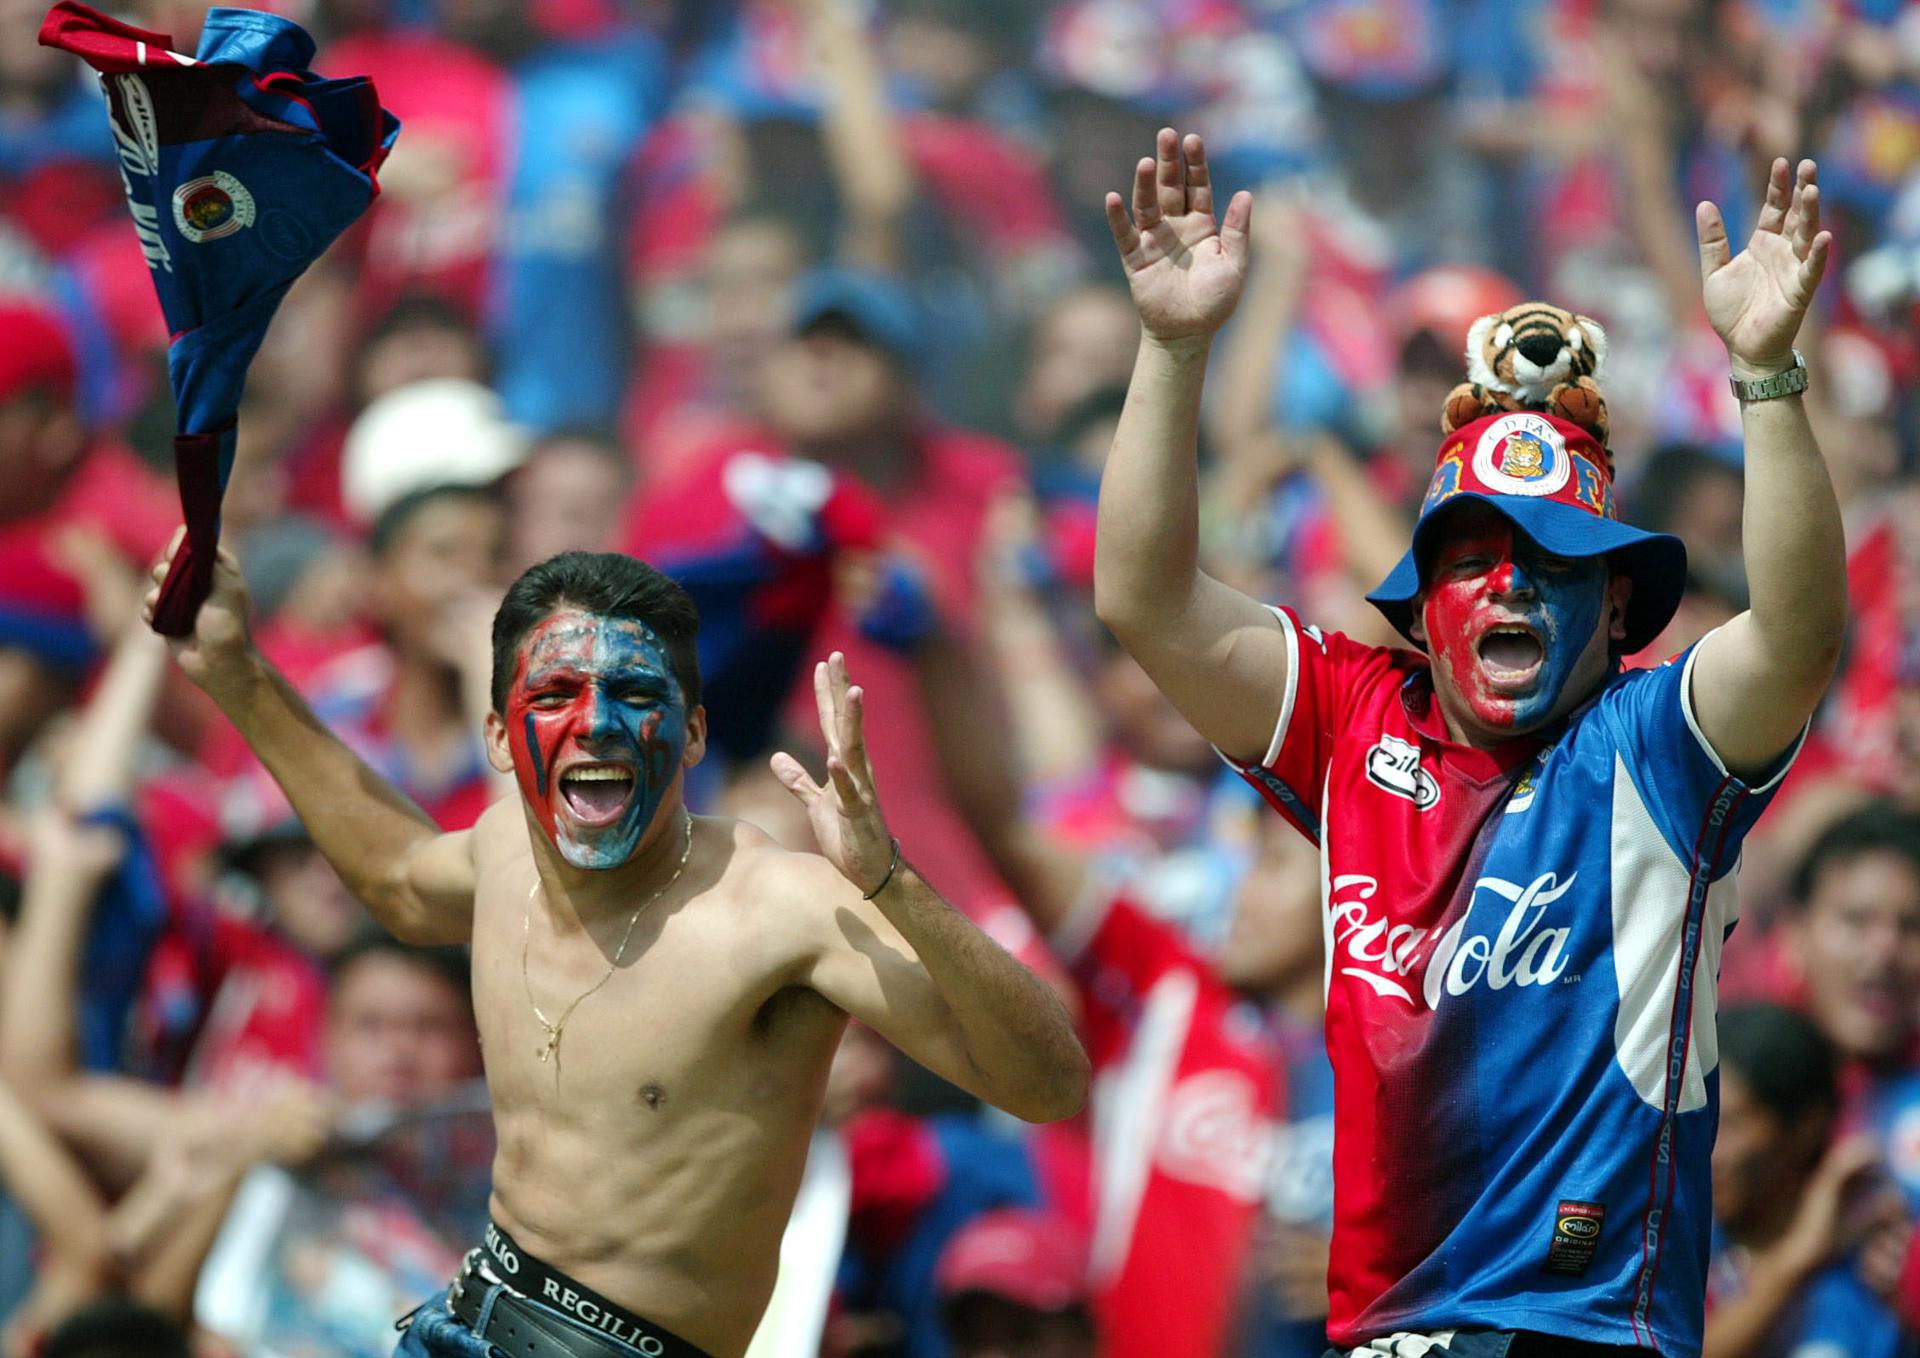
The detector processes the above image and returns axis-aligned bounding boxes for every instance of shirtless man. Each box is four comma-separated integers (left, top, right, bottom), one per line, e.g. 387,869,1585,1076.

1096,131,1843,1357
143,544,1088,1358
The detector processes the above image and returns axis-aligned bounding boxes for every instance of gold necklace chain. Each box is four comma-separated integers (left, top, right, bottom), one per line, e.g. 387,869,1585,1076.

521,813,694,1065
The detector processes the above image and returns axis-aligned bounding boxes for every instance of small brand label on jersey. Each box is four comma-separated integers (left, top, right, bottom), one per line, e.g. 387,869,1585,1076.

1365,733,1440,809
1544,1199,1605,1276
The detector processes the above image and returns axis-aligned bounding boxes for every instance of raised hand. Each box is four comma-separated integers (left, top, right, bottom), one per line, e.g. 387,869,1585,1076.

770,652,897,895
141,527,256,699
1696,158,1832,375
1105,128,1254,343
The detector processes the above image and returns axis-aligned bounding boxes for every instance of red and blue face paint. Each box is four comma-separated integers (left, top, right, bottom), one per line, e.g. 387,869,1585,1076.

1421,517,1607,733
505,610,690,870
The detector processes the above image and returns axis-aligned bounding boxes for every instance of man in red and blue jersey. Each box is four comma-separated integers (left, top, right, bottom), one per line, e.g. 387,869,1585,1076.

1093,128,1845,1357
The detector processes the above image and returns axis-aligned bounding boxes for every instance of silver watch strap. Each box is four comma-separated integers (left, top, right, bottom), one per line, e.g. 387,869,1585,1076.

1729,349,1808,402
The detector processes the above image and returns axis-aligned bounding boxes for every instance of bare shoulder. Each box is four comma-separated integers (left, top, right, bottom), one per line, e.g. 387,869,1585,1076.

704,818,852,961
710,818,846,911
470,797,532,872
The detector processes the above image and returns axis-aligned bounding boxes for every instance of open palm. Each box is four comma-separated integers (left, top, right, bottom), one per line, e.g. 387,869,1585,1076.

769,652,896,895
1697,158,1832,372
1105,129,1254,342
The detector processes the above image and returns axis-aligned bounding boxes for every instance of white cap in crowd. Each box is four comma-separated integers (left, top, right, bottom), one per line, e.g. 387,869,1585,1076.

341,378,531,524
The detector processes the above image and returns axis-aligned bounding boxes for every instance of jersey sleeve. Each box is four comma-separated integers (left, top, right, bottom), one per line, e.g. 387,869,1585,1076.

1598,631,1802,872
1217,606,1389,846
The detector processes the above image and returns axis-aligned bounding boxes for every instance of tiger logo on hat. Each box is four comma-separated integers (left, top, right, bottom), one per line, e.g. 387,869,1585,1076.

1472,413,1572,496
1499,431,1550,480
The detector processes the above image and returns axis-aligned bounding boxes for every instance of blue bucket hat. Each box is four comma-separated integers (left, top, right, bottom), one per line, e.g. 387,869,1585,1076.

1366,412,1688,655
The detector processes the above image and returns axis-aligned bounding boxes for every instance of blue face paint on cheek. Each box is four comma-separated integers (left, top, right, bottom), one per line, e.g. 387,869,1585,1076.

556,621,690,871
1508,551,1607,726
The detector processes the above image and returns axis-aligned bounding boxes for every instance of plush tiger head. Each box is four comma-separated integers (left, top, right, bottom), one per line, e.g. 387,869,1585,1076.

1466,302,1607,405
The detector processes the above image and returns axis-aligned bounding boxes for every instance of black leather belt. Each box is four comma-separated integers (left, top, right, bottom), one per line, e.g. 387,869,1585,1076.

446,1276,633,1358
443,1253,709,1358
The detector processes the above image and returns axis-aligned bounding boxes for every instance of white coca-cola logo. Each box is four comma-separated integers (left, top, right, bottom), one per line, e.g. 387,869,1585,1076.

1156,1070,1271,1203
1330,871,1575,1007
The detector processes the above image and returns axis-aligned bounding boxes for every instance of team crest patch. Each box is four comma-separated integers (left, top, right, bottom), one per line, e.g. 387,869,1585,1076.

171,171,256,243
1365,734,1439,810
1471,412,1571,497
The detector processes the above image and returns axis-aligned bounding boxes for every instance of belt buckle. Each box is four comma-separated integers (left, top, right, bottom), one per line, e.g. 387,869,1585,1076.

451,1247,488,1306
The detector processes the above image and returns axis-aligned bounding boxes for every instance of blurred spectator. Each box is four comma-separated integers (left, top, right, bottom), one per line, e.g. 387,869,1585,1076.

1764,803,1920,1331
1706,1003,1910,1358
503,429,636,576
1780,803,1920,1075
638,265,1024,910
0,304,169,778
833,1020,1051,1358
324,935,479,1109
936,1210,1097,1358
1015,285,1141,448
1628,444,1749,658
41,1299,189,1358
911,607,1281,1358
294,484,507,831
283,299,498,528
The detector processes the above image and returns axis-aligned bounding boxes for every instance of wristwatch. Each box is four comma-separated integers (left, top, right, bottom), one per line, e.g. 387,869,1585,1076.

1729,349,1809,403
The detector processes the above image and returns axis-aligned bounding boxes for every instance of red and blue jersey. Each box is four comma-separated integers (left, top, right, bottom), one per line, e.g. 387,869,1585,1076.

1229,608,1794,1356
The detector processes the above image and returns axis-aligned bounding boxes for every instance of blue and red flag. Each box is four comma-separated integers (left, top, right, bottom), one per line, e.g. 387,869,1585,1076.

39,3,398,635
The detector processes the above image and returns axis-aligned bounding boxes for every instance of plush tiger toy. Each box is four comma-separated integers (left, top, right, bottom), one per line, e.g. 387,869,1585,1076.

1441,302,1610,454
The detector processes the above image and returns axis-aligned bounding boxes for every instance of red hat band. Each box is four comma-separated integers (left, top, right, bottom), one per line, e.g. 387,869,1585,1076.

1420,412,1616,525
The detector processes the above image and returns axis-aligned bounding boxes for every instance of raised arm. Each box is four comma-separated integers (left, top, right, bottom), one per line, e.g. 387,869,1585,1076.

1688,159,1846,779
770,654,1088,1123
0,703,206,1190
142,534,477,944
1095,129,1291,764
912,616,1087,937
798,0,912,273
0,1075,111,1297
1,620,166,1094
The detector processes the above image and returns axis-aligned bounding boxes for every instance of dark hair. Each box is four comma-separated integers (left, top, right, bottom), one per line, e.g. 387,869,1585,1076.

329,931,471,1012
1718,1002,1839,1124
1398,328,1459,382
1626,444,1742,535
1790,801,1920,908
489,552,702,714
368,482,502,559
525,428,634,485
43,1300,189,1358
352,294,490,405
361,293,479,349
943,1294,1097,1347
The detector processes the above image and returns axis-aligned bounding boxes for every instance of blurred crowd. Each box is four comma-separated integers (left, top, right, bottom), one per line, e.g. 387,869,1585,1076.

0,0,1918,1354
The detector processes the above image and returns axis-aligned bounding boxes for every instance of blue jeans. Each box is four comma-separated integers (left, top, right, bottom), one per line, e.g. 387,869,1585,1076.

394,1290,496,1358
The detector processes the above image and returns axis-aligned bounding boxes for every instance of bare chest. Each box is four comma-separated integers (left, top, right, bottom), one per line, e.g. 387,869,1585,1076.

469,885,830,1120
